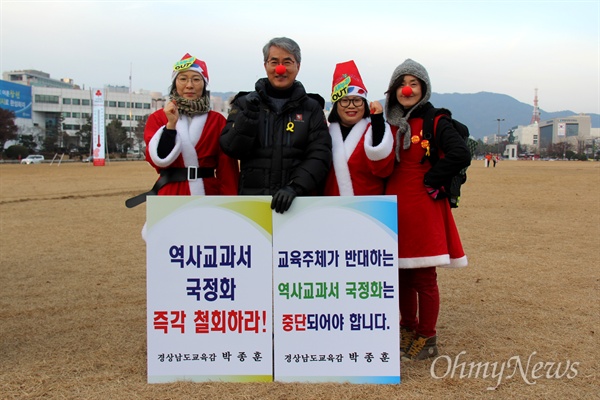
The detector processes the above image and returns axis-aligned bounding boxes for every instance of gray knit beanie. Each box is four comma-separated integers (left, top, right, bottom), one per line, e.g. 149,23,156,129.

385,59,431,160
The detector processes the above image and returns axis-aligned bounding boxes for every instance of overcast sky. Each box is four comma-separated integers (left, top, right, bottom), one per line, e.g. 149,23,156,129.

1,0,598,114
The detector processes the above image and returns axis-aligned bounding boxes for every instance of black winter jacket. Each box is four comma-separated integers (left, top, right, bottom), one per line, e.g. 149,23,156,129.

219,78,332,195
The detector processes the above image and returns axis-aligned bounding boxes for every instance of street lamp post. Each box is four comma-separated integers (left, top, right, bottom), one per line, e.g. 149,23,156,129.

496,118,505,157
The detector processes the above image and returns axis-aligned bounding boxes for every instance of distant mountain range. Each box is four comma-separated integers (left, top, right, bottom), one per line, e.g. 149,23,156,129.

428,92,599,139
211,91,599,140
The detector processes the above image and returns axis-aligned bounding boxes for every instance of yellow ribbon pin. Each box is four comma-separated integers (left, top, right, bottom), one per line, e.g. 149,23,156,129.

286,122,294,132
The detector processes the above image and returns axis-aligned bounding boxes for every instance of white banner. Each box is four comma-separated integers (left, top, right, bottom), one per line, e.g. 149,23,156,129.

272,196,400,384
91,88,106,166
146,196,274,383
146,195,400,384
557,122,566,137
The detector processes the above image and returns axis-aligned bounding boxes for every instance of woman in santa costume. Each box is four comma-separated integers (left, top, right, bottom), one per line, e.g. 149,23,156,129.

141,53,239,201
322,60,393,196
383,59,471,362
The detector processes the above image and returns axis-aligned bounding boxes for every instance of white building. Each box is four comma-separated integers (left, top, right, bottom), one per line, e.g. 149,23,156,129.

1,69,223,152
30,85,165,150
538,114,593,155
511,122,539,152
489,114,594,157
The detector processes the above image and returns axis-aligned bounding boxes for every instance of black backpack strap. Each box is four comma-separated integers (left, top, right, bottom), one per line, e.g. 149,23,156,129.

421,107,451,165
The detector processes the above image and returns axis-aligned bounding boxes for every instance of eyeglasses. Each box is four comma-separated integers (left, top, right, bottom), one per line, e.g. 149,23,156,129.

176,76,204,85
338,97,364,108
267,59,296,68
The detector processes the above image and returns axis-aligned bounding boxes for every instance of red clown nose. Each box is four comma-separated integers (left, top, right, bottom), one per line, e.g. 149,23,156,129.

275,65,286,75
401,86,413,97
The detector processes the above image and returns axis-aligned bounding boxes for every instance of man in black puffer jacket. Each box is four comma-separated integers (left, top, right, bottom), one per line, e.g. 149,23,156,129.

220,37,332,213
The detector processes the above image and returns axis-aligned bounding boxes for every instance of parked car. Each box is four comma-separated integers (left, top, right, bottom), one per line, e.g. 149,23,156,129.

20,155,44,164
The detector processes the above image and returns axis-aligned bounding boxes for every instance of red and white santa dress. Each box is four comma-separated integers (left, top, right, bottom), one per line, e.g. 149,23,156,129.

144,53,238,197
145,109,238,196
322,60,394,196
324,118,394,195
385,117,468,269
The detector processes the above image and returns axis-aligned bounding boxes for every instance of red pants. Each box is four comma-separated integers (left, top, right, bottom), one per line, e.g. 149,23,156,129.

398,267,439,337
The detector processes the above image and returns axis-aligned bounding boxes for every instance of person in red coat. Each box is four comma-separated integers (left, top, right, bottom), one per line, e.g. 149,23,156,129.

128,53,239,239
143,53,239,198
322,60,393,196
383,59,471,362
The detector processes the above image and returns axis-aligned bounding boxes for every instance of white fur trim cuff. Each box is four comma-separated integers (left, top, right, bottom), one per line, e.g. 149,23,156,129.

364,122,393,161
148,126,182,167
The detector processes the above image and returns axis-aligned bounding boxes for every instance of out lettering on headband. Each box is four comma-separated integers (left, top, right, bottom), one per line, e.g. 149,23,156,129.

331,75,351,103
174,57,196,71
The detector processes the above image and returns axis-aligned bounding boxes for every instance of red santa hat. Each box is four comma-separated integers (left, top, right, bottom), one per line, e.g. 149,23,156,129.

171,53,209,84
330,60,368,103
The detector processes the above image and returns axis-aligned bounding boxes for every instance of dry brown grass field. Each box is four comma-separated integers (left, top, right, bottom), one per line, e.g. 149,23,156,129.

1,159,598,399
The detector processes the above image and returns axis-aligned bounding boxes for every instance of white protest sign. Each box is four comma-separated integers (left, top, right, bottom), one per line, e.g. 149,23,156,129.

146,196,273,383
272,196,400,384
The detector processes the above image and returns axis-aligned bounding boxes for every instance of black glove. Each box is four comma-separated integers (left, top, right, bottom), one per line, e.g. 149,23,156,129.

370,112,385,146
271,186,298,214
243,92,260,120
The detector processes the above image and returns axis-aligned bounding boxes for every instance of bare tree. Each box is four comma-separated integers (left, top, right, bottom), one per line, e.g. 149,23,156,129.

133,114,148,153
106,118,128,153
76,115,92,153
